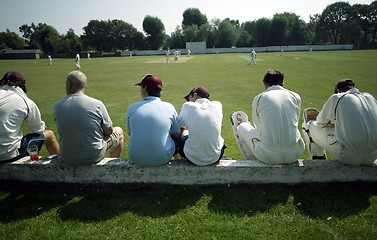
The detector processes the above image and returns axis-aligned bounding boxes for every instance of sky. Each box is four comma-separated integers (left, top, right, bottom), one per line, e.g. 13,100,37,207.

0,0,374,36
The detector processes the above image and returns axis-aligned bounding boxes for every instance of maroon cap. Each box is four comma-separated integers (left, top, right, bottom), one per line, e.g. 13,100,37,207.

334,79,355,93
184,86,210,101
135,74,162,90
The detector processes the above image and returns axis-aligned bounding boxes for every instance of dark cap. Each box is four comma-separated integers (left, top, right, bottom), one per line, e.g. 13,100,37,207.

184,86,210,101
135,74,163,90
334,79,355,93
1,71,27,93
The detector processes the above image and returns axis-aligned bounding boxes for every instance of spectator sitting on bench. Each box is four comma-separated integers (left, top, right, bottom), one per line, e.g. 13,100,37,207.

230,69,304,164
0,71,60,163
54,71,124,166
126,74,180,166
176,86,226,166
302,79,377,165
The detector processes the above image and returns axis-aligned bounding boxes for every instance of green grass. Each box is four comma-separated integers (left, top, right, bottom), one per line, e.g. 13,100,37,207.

0,183,376,239
0,50,377,239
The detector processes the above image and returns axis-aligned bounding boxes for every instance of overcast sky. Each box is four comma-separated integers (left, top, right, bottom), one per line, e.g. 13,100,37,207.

0,0,374,36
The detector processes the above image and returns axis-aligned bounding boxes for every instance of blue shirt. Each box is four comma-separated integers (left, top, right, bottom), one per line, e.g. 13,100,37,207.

126,96,180,166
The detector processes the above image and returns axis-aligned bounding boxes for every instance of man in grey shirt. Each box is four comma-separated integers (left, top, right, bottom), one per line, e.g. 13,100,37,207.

54,71,124,166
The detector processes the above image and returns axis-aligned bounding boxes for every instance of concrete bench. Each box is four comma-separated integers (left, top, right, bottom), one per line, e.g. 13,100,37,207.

0,157,376,185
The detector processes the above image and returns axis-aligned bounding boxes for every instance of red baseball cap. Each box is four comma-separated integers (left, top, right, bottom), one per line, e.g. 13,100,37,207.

184,86,210,101
135,74,163,90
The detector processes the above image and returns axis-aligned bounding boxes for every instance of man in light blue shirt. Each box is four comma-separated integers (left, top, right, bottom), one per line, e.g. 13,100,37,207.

126,74,180,166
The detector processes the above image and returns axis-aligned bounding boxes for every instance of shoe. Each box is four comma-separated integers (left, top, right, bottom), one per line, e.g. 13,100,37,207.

303,108,319,124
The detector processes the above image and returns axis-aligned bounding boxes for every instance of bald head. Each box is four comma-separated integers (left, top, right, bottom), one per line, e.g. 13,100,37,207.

66,71,87,94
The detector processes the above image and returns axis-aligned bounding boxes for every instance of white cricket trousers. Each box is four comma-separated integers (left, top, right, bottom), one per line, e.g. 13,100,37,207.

237,122,304,164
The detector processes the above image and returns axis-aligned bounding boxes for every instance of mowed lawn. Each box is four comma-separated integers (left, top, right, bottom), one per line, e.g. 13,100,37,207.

0,50,376,240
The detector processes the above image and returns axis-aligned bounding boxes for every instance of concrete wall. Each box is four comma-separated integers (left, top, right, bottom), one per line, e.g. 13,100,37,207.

0,157,376,185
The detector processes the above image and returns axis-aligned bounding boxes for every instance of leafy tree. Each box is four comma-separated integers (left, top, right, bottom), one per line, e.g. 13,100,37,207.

270,15,288,46
351,4,372,44
306,14,320,44
143,15,165,50
242,21,255,34
110,19,141,50
82,20,109,51
183,25,199,42
0,30,25,49
216,19,240,47
198,22,213,43
287,19,306,45
19,23,38,48
132,31,146,50
182,8,208,27
316,2,352,44
82,19,143,51
371,1,377,43
254,18,271,47
59,29,82,54
237,30,252,47
33,24,61,54
170,26,185,49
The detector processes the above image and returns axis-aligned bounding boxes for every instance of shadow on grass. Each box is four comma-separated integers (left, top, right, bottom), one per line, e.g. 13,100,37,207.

0,182,376,223
57,185,202,222
0,183,73,223
207,184,290,216
291,182,377,219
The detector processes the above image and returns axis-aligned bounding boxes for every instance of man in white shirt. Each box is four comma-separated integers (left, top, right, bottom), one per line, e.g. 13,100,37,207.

75,53,81,69
231,69,304,164
302,79,377,165
249,49,256,65
0,71,59,163
176,86,226,166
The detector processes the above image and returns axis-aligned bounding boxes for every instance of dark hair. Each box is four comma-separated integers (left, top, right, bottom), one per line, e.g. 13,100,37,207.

263,69,284,86
1,71,27,93
334,79,355,93
144,85,162,97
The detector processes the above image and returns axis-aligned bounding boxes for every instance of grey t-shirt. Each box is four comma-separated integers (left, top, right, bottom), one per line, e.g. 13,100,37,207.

54,93,112,166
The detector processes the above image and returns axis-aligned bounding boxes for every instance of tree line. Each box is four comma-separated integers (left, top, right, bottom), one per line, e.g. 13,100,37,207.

1,1,376,55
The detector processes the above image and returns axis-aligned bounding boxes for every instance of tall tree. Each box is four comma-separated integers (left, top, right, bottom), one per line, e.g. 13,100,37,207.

316,2,352,44
270,15,288,46
59,29,82,54
371,1,377,43
110,19,140,50
143,15,165,50
183,25,199,42
33,24,61,54
306,14,320,44
182,8,208,27
351,4,372,44
253,18,271,47
170,26,185,49
19,23,38,48
82,20,109,51
216,19,240,47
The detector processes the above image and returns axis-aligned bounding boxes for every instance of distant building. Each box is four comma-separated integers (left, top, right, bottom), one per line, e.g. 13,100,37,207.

186,42,206,54
0,49,42,59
